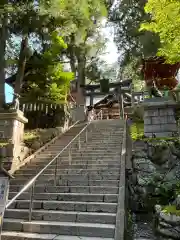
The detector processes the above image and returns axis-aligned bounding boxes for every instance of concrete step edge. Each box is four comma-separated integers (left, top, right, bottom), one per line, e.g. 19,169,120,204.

3,219,115,228
5,209,116,216
1,231,114,240
8,192,118,195
9,185,119,189
7,200,118,205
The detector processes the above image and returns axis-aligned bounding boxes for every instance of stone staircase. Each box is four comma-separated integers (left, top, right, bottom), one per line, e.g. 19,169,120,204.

2,120,125,240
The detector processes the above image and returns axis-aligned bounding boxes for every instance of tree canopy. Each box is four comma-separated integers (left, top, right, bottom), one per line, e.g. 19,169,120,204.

108,0,161,90
140,0,180,63
110,0,160,64
0,0,111,106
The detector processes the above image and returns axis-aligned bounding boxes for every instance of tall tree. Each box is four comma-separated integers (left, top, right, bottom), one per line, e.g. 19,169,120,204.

109,0,161,88
110,0,160,60
60,0,108,103
2,0,110,105
140,0,180,63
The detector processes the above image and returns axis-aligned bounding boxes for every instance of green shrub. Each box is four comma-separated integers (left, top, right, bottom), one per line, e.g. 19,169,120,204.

130,122,144,140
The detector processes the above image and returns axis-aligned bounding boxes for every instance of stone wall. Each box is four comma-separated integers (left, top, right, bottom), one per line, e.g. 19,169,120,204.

144,98,177,137
155,205,180,239
129,139,180,212
0,110,28,173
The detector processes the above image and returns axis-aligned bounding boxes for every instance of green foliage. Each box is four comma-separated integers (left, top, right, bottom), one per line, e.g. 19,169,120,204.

86,59,118,83
140,0,180,63
21,32,74,103
154,182,175,204
110,0,160,59
146,174,177,205
162,205,180,216
160,181,180,212
43,32,67,60
130,122,144,141
129,121,179,142
1,0,109,105
120,57,145,91
110,0,160,90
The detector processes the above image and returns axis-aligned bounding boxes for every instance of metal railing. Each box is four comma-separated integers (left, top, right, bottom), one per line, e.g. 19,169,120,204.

6,109,103,221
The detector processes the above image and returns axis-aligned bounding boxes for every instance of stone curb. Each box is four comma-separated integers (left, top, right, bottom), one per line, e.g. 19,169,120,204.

115,120,126,240
9,121,79,175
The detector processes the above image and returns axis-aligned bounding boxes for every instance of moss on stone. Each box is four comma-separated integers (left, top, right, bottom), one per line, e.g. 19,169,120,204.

130,121,178,143
23,128,63,151
130,122,144,140
162,205,180,216
0,142,9,147
24,131,39,141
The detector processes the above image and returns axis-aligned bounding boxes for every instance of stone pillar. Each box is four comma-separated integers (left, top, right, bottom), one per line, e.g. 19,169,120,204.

71,105,86,122
0,110,28,173
143,98,177,137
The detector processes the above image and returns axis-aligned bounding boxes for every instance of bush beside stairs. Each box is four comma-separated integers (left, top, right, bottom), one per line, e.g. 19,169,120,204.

2,119,124,240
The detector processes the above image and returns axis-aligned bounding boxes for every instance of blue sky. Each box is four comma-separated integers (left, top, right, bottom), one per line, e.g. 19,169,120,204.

5,84,13,103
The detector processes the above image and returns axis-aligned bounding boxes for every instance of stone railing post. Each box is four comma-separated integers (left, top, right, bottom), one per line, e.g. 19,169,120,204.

0,110,28,173
143,98,177,137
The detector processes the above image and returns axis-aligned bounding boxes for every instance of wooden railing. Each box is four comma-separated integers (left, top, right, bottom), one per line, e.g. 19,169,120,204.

21,102,64,113
20,102,67,129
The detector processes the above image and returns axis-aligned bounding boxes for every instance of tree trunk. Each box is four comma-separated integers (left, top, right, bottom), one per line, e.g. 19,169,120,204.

68,35,77,75
76,52,86,105
0,11,8,108
69,50,76,75
14,35,28,96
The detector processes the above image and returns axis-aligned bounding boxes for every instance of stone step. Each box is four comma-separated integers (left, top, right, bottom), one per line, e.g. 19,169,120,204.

57,138,121,141
63,149,121,153
3,219,115,238
49,139,121,144
41,152,119,157
60,153,121,158
48,142,122,148
28,159,121,164
10,174,120,185
28,160,121,166
25,163,120,170
8,193,118,202
87,136,122,139
24,157,121,163
9,185,119,194
14,167,119,174
8,200,117,213
49,143,121,148
29,157,121,163
33,155,120,162
47,148,121,152
2,122,124,240
14,168,120,178
50,141,121,145
5,209,116,224
18,163,121,172
38,153,121,158
2,231,114,240
10,180,119,191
